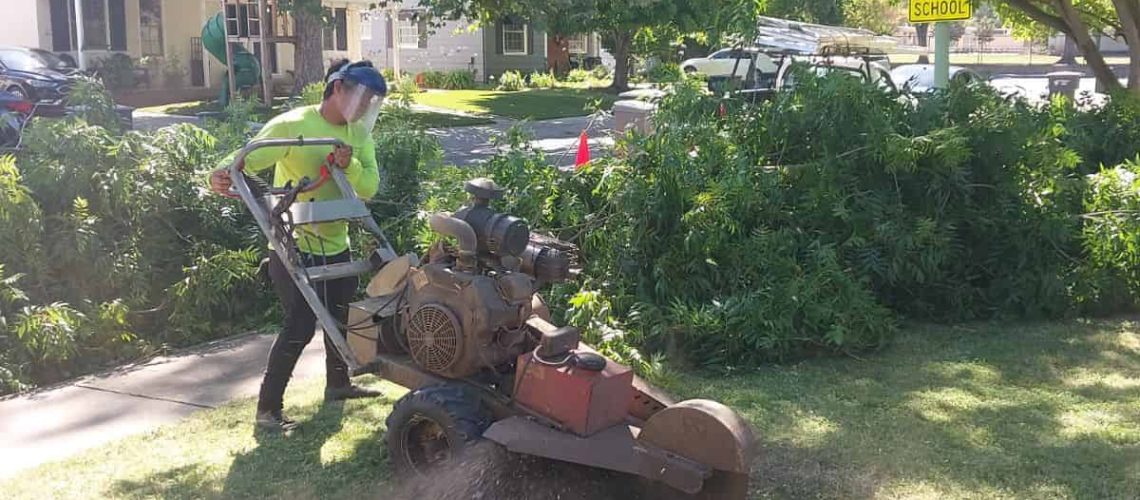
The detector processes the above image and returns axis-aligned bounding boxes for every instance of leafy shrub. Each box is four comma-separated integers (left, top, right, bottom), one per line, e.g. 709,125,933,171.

65,77,122,132
591,65,611,80
496,71,526,91
646,62,684,83
443,70,477,90
528,71,557,89
420,71,446,89
91,53,138,90
382,68,397,83
300,81,325,106
167,246,270,343
566,69,591,83
417,70,476,90
433,77,1140,369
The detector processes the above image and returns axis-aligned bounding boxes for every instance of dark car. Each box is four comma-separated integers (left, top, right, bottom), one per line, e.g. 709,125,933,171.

0,46,82,103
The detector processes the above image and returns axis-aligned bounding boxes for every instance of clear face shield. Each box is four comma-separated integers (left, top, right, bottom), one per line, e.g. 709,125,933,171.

337,82,384,136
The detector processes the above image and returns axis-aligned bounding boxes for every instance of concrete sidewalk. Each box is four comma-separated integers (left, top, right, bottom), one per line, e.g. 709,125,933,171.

0,332,326,480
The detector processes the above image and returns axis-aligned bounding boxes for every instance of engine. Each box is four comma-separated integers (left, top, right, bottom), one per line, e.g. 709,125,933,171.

398,178,574,379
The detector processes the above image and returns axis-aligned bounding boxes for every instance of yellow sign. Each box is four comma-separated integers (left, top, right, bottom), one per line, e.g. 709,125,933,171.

909,0,972,23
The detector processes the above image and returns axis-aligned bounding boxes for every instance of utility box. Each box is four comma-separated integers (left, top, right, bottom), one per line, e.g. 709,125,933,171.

612,99,656,136
1047,71,1082,100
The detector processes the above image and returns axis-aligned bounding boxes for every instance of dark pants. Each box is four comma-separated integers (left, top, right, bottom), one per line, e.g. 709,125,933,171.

257,250,358,413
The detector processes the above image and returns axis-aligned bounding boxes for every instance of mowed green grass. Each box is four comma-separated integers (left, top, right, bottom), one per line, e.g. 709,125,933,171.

3,320,1138,499
414,88,617,120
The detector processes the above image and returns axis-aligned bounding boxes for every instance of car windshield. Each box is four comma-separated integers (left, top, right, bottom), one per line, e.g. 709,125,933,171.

30,49,70,70
0,49,52,72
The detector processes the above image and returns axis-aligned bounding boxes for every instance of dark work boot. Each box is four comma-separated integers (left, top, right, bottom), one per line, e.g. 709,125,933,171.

256,409,300,432
324,384,384,401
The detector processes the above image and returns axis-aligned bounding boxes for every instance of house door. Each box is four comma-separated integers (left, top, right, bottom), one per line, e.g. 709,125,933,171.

190,37,205,87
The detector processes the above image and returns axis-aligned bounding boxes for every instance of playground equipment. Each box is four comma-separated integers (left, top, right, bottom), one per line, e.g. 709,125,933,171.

224,137,758,498
201,11,262,106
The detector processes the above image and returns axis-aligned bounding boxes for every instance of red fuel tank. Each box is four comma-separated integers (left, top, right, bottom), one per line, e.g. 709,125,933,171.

513,347,634,437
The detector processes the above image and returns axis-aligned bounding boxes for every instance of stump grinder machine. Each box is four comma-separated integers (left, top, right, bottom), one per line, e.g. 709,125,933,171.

226,137,757,498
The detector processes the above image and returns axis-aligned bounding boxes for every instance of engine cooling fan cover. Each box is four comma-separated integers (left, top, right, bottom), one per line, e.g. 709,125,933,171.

406,304,462,373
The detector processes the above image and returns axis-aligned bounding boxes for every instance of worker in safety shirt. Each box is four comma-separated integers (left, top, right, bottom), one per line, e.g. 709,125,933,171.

207,59,386,431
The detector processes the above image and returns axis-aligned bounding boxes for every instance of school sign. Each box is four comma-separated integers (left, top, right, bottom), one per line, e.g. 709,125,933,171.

909,0,972,23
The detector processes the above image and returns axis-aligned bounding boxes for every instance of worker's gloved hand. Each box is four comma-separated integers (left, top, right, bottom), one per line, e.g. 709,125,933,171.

209,168,232,195
332,145,353,169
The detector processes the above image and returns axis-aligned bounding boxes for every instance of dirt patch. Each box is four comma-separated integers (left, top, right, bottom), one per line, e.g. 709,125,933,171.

385,441,642,500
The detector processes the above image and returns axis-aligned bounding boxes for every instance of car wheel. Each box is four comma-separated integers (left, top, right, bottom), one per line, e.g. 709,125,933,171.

5,86,28,100
683,66,697,74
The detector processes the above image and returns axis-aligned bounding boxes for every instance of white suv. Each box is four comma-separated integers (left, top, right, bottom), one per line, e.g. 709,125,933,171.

682,48,780,78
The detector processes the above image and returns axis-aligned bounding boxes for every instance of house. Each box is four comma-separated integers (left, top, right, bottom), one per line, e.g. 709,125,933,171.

2,1,372,99
361,1,602,83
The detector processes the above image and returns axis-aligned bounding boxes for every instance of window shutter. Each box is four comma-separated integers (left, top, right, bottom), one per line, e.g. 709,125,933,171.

109,0,127,51
418,18,428,49
495,21,503,54
335,8,348,51
526,24,534,55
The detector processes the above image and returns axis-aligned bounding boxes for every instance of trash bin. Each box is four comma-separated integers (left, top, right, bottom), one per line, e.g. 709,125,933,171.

1047,71,1082,100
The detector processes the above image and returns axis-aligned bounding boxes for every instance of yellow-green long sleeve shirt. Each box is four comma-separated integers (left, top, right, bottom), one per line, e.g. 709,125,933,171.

215,104,379,256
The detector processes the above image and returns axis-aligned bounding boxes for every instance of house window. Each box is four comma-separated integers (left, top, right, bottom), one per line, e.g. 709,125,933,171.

82,0,109,49
399,20,420,48
139,0,163,56
49,0,126,52
323,8,348,51
360,12,373,41
225,2,262,38
567,34,588,54
502,22,527,55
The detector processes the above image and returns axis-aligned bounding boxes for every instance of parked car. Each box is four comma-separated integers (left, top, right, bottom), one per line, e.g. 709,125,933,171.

0,89,34,149
682,48,780,78
714,53,897,101
0,45,82,102
890,64,983,93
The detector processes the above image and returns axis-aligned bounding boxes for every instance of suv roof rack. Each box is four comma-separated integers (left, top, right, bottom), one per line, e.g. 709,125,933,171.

751,16,898,56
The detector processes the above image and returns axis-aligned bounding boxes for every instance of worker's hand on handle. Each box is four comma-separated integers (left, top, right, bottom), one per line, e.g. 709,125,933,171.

332,145,353,169
208,168,232,195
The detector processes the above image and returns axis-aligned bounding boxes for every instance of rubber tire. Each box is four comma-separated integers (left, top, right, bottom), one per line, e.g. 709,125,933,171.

5,86,28,100
683,66,697,74
385,383,491,475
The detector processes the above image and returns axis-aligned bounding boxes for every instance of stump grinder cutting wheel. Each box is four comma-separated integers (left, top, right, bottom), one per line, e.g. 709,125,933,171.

225,137,757,498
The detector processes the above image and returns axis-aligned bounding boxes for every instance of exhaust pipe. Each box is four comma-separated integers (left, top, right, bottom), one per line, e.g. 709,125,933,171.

429,213,478,271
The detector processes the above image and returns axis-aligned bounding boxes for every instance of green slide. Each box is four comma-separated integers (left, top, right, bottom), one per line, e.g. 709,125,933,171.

201,12,262,106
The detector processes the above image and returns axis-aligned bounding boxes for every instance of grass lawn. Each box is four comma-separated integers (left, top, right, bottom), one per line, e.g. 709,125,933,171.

409,111,494,128
138,100,493,129
3,319,1138,499
887,53,1132,67
414,88,617,121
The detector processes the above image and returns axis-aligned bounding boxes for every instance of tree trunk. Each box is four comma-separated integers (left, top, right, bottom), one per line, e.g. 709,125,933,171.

610,30,633,92
292,6,325,93
1058,35,1078,65
1110,0,1140,94
915,23,930,47
1056,0,1125,94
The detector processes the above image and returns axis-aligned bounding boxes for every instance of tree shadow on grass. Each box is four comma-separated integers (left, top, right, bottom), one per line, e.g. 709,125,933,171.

676,320,1140,499
110,463,221,500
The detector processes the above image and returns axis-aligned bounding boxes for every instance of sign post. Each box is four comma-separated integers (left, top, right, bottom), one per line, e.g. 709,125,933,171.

909,0,972,89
